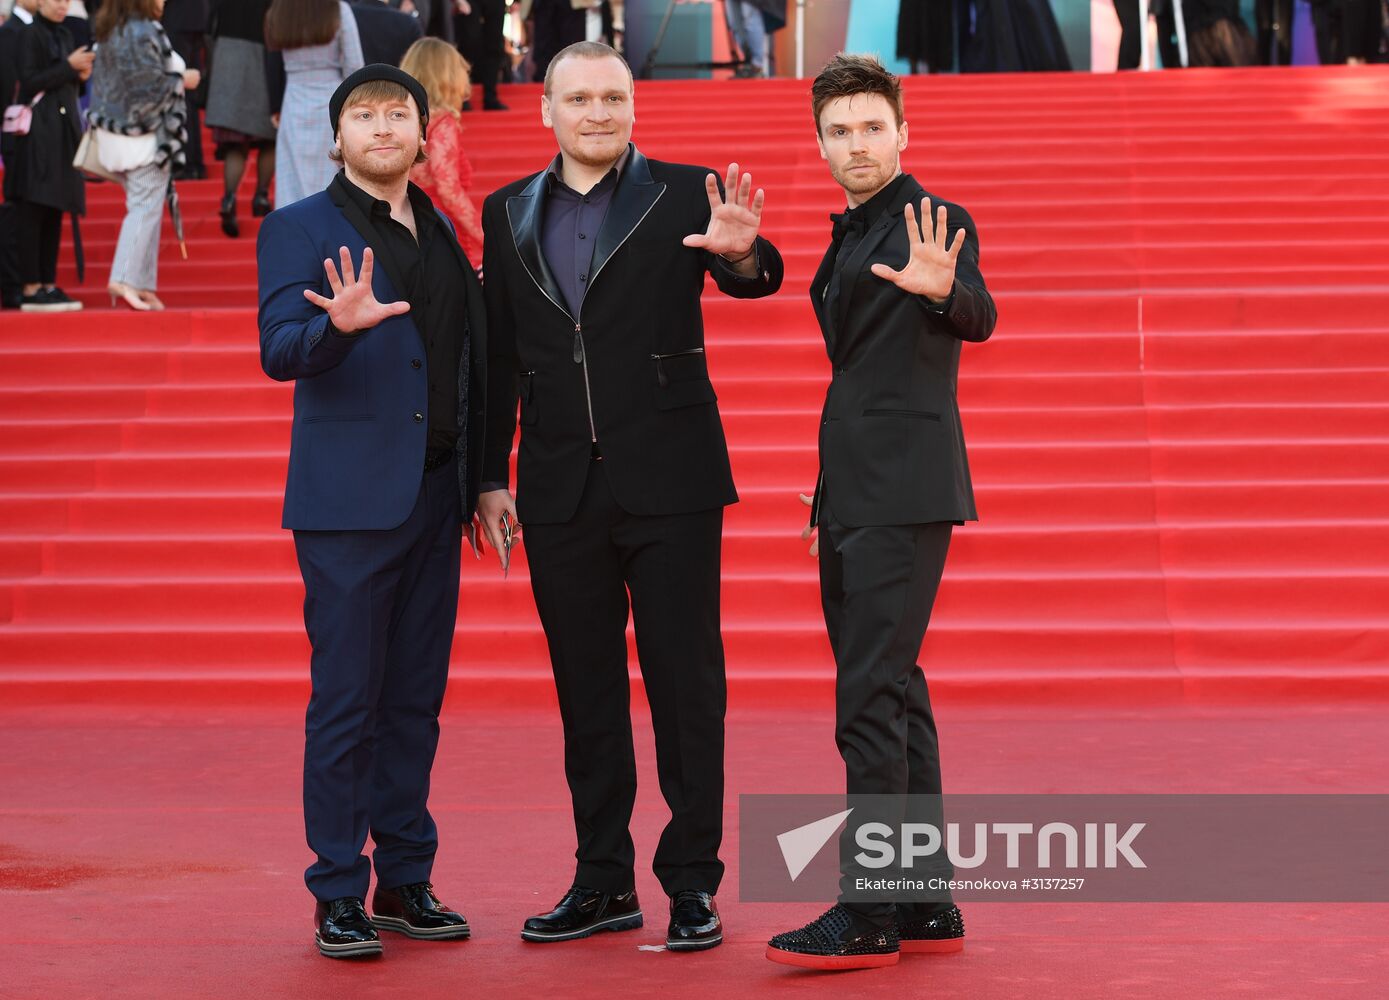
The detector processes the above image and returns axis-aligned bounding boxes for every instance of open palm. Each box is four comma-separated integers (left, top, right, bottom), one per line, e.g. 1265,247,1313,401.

683,162,765,257
304,246,410,334
870,199,965,303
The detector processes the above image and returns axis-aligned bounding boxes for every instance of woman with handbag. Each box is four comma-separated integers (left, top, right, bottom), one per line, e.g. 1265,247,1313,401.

87,0,198,310
11,0,93,312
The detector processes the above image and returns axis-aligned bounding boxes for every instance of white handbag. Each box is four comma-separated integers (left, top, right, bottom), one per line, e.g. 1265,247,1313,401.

73,127,122,183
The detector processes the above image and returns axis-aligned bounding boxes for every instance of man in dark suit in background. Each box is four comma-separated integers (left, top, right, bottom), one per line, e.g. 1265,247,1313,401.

351,0,423,67
453,0,507,109
257,65,485,960
477,41,782,953
0,0,39,309
767,53,996,972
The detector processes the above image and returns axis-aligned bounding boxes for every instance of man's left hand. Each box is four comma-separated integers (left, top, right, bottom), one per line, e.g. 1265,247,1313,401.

683,162,765,263
870,199,964,303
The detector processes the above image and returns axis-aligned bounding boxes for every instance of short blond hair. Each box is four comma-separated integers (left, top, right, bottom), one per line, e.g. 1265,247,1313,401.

401,37,472,118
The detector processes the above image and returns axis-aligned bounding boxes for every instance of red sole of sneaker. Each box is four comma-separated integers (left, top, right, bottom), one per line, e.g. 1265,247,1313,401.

765,945,900,970
899,937,965,954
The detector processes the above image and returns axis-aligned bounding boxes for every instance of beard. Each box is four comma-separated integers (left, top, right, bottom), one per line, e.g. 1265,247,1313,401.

831,153,898,198
342,141,417,184
561,130,630,168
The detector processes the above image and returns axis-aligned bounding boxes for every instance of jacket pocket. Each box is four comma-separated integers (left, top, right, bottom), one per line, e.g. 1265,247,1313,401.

651,348,706,388
862,408,941,421
519,371,538,426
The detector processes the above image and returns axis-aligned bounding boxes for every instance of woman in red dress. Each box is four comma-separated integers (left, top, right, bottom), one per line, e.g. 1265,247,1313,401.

401,37,484,266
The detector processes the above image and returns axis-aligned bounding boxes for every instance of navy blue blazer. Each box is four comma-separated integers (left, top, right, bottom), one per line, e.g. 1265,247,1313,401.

256,180,487,531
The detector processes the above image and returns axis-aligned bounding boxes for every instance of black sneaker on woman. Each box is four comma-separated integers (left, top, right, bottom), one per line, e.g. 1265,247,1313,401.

20,287,82,312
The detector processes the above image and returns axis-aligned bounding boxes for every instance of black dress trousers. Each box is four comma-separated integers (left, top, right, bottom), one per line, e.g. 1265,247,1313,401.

818,488,956,923
522,457,727,897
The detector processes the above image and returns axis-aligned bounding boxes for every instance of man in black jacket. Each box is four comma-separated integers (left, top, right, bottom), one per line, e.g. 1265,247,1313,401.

477,41,782,953
767,53,996,972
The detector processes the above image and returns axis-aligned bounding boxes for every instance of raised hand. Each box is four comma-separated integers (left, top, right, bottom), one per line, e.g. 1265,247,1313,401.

682,162,765,259
870,199,965,303
303,246,410,334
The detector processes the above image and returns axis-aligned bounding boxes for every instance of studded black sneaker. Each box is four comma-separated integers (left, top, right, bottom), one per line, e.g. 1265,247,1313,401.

520,884,643,942
371,881,471,940
898,904,965,953
766,904,899,970
314,896,383,958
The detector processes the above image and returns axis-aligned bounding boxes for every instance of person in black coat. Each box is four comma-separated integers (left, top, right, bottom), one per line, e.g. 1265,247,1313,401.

349,0,422,67
477,42,783,951
160,0,207,178
0,0,40,309
12,0,93,312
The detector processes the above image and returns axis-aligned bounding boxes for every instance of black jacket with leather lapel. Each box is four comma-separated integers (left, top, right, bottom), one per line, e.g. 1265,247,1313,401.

810,173,997,528
481,145,785,525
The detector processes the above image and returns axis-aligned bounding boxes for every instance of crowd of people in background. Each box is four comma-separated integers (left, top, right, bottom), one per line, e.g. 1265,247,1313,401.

1,0,1384,315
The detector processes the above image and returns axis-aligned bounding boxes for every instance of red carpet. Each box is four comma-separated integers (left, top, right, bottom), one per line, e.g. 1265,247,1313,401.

2,699,1387,999
3,67,1389,702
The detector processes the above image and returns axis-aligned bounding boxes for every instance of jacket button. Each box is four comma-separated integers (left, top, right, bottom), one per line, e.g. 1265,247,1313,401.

413,412,424,423
411,359,421,369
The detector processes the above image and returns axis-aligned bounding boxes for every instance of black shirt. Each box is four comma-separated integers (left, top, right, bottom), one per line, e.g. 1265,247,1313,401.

331,171,469,456
540,148,628,317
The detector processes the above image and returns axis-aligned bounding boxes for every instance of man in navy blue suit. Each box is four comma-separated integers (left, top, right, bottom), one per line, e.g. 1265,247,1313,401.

256,64,487,960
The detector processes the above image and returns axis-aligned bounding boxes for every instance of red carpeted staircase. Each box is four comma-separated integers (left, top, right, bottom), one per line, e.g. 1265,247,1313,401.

3,66,1388,703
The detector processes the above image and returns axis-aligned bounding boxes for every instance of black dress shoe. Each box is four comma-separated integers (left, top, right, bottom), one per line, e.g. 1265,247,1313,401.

898,903,965,953
766,904,899,970
371,881,471,940
520,884,642,942
314,897,383,958
666,889,721,951
251,191,272,218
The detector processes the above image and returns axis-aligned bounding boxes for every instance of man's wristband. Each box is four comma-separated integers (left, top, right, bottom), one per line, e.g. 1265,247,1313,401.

719,246,756,265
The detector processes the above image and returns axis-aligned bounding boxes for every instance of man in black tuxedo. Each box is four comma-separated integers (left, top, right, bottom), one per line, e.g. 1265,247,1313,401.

350,0,423,67
477,41,782,953
767,53,996,972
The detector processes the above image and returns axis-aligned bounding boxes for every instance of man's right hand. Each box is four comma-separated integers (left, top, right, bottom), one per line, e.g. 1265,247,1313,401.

477,489,519,573
302,246,410,334
798,492,818,557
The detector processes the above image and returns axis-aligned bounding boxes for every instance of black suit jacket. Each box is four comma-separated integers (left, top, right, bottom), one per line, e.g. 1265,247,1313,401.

349,1,424,68
481,145,784,525
810,173,996,528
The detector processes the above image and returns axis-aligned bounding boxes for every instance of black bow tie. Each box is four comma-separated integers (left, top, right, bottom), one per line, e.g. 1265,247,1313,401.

830,209,867,244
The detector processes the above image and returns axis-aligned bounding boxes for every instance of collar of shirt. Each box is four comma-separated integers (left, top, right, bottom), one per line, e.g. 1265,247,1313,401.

12,7,34,24
832,171,912,241
544,144,632,198
333,170,437,234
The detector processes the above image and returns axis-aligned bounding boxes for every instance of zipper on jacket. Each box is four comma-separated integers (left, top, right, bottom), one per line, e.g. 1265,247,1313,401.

573,321,597,442
650,347,705,388
510,186,667,451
